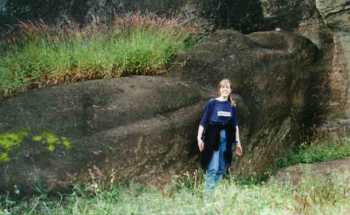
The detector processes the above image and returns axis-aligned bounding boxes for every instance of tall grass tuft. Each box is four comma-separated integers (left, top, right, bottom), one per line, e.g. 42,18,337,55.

0,12,200,98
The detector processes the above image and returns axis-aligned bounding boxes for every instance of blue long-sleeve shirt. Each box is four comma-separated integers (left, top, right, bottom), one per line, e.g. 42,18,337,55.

200,99,237,127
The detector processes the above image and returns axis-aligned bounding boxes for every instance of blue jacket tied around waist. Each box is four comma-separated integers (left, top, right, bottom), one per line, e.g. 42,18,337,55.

199,99,237,170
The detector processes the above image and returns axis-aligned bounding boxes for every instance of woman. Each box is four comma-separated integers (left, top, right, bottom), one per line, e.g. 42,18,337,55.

197,79,242,192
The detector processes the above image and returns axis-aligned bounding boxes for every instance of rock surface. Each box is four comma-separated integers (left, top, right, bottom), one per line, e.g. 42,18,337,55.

0,76,203,193
261,0,350,137
271,157,350,186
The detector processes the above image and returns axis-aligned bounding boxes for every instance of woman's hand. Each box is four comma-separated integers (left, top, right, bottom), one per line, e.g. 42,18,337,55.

197,138,204,152
235,142,243,157
197,125,205,152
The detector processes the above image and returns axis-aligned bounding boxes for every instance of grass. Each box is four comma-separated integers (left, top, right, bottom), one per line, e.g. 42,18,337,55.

1,138,350,214
0,12,200,98
0,170,349,215
276,136,350,168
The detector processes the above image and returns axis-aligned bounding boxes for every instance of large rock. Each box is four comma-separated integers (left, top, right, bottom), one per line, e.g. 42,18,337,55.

169,30,321,176
260,0,350,138
302,0,350,137
0,76,203,193
315,0,350,131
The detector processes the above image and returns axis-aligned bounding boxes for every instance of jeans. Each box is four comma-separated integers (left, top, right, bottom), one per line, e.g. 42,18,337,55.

204,129,227,193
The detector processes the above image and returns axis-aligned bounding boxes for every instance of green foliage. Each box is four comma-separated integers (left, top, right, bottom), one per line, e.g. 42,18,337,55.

276,137,350,168
0,129,71,163
32,131,71,152
0,130,28,162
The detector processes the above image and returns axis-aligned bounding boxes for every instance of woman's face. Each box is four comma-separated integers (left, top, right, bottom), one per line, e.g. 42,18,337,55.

219,83,231,98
